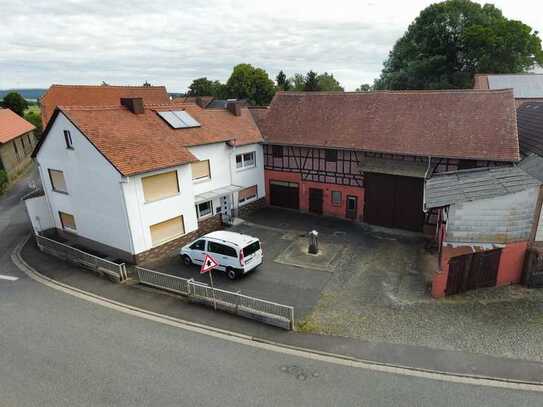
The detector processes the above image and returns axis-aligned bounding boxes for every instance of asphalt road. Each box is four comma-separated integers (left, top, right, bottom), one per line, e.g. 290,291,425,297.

1,178,542,406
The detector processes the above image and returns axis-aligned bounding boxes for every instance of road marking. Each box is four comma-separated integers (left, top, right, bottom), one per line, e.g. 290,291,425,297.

11,234,543,393
0,274,19,281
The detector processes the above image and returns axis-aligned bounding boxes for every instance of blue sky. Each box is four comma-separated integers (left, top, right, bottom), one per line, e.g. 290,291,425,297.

1,0,542,91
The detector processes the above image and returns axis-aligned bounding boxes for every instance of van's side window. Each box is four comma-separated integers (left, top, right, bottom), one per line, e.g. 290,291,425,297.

190,240,205,251
208,242,237,257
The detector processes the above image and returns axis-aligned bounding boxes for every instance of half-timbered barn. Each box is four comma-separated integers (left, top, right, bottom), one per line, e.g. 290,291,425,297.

257,90,520,233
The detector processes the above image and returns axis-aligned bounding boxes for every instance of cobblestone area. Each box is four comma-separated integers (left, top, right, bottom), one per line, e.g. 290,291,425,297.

243,208,543,362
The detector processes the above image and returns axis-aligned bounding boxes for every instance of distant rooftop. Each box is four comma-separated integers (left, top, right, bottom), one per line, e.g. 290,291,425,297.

474,73,543,99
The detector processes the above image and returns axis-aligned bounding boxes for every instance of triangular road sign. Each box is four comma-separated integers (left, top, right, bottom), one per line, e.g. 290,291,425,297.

200,254,219,274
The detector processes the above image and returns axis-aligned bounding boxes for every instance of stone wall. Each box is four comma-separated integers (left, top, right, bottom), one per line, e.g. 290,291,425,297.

237,197,267,218
0,132,36,181
135,214,223,264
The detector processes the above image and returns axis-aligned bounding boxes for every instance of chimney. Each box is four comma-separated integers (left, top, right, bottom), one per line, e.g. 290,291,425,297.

121,97,144,114
226,100,241,116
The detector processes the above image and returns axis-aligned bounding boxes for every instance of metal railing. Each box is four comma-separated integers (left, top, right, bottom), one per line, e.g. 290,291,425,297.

35,234,128,282
136,267,294,330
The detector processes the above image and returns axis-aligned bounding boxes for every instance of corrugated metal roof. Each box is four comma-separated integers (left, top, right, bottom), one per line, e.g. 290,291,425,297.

425,166,541,208
519,154,543,182
487,74,543,98
517,102,543,157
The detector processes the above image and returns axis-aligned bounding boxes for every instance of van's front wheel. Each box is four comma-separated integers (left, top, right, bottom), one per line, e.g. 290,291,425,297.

182,255,192,266
226,267,238,280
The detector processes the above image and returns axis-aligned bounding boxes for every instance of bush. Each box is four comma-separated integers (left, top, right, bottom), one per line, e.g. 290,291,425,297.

0,169,8,194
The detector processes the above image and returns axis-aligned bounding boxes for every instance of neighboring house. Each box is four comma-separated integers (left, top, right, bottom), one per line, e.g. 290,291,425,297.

424,162,543,297
473,74,543,106
0,108,36,182
256,90,520,233
516,102,543,157
25,97,265,264
39,84,171,126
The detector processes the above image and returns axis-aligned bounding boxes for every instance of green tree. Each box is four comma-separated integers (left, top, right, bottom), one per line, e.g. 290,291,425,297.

375,0,543,90
226,64,276,105
1,92,28,116
25,110,43,137
356,84,373,92
187,77,225,97
317,72,344,91
276,70,291,91
290,73,306,91
304,70,320,91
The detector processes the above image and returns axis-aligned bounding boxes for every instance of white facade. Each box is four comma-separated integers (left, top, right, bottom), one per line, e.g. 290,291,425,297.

29,112,265,258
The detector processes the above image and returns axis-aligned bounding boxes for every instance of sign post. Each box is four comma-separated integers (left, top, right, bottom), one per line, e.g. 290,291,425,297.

200,254,219,310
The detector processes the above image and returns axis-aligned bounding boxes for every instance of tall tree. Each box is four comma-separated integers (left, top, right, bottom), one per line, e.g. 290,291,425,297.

290,73,306,91
356,84,373,92
276,70,291,91
317,72,344,91
375,0,543,90
1,92,28,116
304,70,320,91
226,64,275,105
187,77,224,97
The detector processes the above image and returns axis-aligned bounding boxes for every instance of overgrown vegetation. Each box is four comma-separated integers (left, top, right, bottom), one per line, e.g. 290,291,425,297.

0,170,8,194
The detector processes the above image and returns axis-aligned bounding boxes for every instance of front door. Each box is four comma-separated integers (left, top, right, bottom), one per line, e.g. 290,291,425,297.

346,195,357,220
309,188,323,214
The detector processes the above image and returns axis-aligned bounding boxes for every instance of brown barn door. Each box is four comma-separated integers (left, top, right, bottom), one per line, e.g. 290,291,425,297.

270,181,299,210
309,188,323,214
346,195,358,220
364,173,424,231
446,249,501,295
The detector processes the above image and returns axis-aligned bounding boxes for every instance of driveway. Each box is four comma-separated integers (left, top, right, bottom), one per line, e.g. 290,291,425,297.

149,207,430,320
153,207,543,363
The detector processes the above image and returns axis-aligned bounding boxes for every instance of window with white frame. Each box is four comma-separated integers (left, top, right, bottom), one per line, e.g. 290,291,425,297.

235,151,256,169
238,185,257,204
196,200,213,219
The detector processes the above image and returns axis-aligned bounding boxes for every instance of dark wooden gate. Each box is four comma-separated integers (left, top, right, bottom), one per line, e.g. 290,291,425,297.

309,188,323,214
446,249,502,295
364,173,425,232
270,181,299,210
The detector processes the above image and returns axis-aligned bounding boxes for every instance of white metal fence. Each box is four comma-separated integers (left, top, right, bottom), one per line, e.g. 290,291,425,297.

35,234,128,282
136,266,294,330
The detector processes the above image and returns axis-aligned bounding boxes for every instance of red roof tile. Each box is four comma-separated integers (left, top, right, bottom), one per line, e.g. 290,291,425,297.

40,84,171,126
36,102,262,176
0,108,35,144
259,90,520,162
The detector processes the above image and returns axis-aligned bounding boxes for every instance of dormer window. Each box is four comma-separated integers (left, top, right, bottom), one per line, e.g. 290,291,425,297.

64,130,73,149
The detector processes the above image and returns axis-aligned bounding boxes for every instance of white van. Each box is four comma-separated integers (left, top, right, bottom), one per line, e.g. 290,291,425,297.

180,231,263,280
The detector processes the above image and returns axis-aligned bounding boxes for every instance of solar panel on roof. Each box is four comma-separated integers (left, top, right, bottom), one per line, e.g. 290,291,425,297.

157,110,201,129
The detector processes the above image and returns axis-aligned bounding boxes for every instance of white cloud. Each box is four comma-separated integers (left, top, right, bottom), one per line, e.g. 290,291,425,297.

1,0,541,91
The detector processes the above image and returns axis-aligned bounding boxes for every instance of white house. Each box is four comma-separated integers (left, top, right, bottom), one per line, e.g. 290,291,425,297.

26,97,265,263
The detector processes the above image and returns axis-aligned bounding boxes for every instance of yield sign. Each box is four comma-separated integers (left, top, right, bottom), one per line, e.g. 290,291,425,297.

200,254,219,274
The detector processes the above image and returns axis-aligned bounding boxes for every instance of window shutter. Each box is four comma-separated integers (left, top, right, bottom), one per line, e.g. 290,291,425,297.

238,185,257,201
191,160,210,180
142,171,179,202
150,216,185,246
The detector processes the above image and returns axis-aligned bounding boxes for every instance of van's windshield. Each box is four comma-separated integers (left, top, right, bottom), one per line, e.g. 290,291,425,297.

243,241,260,257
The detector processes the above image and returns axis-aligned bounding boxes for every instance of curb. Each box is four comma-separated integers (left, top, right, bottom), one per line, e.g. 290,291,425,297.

12,234,543,392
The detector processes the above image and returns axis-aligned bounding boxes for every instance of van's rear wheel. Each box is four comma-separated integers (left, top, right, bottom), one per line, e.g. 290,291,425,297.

182,255,192,266
226,268,238,280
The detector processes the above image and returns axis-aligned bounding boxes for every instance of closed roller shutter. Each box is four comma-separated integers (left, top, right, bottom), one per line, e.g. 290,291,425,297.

150,216,185,246
142,171,179,202
191,160,211,180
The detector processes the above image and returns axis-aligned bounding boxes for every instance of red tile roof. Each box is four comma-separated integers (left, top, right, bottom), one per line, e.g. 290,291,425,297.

0,108,35,144
40,84,171,126
35,102,262,176
259,90,520,162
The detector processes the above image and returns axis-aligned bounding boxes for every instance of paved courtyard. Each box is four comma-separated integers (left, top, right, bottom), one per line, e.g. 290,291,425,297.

153,207,543,362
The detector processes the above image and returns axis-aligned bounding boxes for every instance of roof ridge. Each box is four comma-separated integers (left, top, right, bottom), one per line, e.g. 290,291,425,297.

50,84,167,89
276,89,514,96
